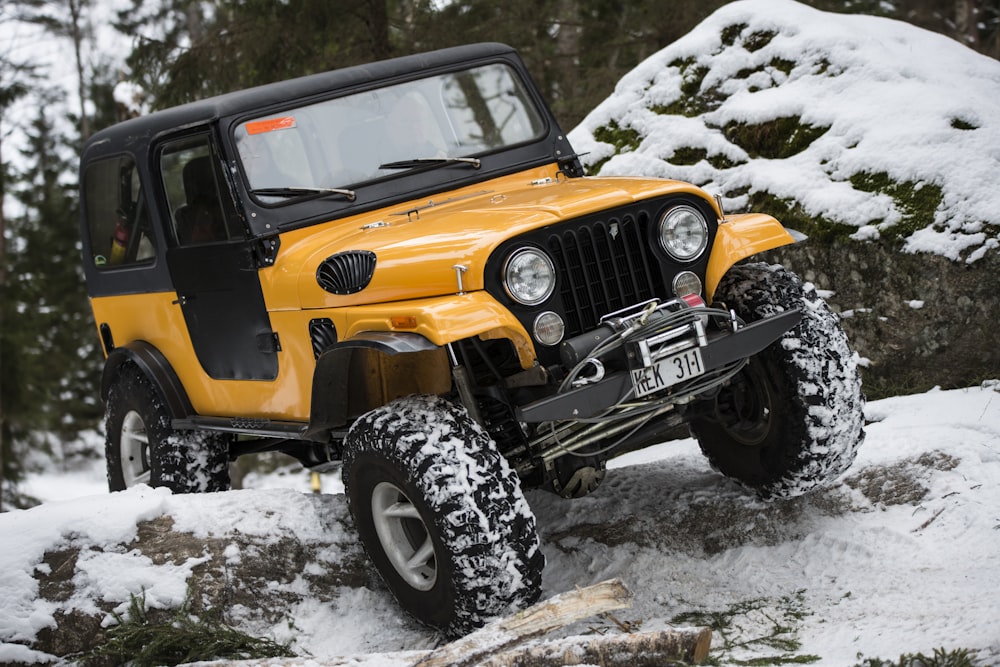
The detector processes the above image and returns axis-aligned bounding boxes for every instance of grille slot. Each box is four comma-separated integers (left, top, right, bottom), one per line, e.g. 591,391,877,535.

316,250,376,295
309,318,338,359
547,212,663,336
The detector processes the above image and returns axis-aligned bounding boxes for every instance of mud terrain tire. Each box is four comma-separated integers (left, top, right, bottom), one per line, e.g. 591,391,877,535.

691,263,865,499
342,395,543,637
105,364,231,493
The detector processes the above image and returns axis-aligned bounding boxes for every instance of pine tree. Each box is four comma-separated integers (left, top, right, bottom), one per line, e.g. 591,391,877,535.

0,49,36,511
2,95,103,509
117,0,397,110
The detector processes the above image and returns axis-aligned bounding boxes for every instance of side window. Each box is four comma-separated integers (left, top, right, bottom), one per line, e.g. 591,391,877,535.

84,155,156,269
160,135,239,245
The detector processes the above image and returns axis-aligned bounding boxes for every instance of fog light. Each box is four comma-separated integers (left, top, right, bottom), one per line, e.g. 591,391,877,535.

673,271,703,299
533,311,565,346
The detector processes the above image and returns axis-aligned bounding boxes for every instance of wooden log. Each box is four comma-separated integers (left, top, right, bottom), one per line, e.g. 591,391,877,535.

413,579,634,667
475,628,713,666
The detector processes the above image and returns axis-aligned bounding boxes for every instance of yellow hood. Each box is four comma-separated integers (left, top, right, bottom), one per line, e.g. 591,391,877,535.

260,165,714,311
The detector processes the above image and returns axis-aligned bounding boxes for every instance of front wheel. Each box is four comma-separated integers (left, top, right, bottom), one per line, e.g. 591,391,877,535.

105,364,230,493
691,263,865,499
342,395,543,637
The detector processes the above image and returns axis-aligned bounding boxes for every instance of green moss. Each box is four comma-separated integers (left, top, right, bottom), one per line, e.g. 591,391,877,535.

770,57,796,75
721,23,748,46
584,157,608,176
708,152,742,170
657,57,727,117
593,119,642,153
746,191,854,243
744,29,777,52
670,147,708,166
680,64,711,97
723,116,829,159
667,56,696,70
950,117,978,130
849,171,944,238
587,119,643,175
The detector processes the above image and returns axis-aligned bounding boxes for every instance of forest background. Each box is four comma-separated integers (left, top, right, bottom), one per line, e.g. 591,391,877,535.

1,0,998,510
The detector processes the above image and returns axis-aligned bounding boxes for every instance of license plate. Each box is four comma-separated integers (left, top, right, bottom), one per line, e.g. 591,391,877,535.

631,347,705,397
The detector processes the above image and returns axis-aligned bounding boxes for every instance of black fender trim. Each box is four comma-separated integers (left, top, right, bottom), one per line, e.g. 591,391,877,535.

101,341,194,420
307,331,439,436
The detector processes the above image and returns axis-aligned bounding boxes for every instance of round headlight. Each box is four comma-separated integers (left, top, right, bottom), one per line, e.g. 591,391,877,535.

504,248,556,305
659,205,709,261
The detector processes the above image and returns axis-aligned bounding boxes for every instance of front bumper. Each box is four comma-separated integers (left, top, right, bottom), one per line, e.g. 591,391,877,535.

516,302,802,423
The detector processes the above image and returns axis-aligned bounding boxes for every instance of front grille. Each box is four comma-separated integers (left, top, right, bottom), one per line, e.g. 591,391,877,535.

546,211,665,336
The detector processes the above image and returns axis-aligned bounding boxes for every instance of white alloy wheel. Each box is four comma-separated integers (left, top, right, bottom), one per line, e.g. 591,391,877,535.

371,481,436,591
120,409,151,486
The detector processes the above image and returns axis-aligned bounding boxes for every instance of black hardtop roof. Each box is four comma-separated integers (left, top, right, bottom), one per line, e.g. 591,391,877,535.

83,42,519,157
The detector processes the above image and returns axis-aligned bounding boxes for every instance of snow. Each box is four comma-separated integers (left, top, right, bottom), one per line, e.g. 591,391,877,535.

568,0,1000,263
2,0,999,663
3,382,999,665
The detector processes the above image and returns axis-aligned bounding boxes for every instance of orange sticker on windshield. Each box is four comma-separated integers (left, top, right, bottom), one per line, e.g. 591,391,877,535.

245,116,297,135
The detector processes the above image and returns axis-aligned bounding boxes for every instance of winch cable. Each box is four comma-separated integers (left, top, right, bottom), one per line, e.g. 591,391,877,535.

545,306,749,459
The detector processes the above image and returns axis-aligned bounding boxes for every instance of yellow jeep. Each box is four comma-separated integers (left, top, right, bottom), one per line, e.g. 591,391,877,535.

79,43,864,635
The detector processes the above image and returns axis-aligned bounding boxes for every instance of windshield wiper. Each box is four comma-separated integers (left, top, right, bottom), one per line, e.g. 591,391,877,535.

378,157,481,170
251,186,356,202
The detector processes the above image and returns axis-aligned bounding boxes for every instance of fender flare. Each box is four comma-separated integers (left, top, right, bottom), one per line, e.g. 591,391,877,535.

101,341,194,420
308,331,440,435
704,213,799,301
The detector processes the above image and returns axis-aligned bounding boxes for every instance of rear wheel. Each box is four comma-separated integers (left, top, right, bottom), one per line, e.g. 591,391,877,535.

342,395,543,637
105,364,230,493
691,263,865,499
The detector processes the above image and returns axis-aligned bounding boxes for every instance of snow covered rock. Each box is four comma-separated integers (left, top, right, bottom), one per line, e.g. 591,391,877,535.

569,0,1000,391
570,0,1000,261
0,487,368,664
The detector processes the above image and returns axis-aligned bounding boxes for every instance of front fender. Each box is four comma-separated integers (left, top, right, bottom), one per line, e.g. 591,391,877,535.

704,213,797,301
337,291,536,369
307,292,535,434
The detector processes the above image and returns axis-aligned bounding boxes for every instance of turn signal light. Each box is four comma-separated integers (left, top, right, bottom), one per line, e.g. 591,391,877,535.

391,316,418,329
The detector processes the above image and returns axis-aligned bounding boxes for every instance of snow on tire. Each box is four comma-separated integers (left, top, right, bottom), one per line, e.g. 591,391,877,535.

691,263,865,499
342,394,544,637
105,364,231,493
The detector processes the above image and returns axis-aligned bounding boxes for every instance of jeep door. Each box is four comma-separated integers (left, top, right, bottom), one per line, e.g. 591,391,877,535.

159,132,279,381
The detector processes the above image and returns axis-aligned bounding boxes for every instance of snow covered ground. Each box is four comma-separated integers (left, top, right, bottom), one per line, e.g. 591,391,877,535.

3,383,999,665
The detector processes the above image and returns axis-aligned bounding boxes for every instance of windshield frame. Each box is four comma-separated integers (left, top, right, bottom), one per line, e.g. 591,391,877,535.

220,51,571,237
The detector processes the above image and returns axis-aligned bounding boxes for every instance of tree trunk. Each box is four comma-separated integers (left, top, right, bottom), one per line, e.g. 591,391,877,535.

67,0,90,140
470,628,712,667
367,0,391,60
0,129,6,512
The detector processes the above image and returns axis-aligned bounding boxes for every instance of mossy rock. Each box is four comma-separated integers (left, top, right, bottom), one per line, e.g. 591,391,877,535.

745,191,854,242
849,171,943,237
593,119,641,153
722,116,829,159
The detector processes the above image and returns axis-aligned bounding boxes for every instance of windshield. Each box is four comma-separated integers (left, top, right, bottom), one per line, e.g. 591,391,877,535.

234,63,546,203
